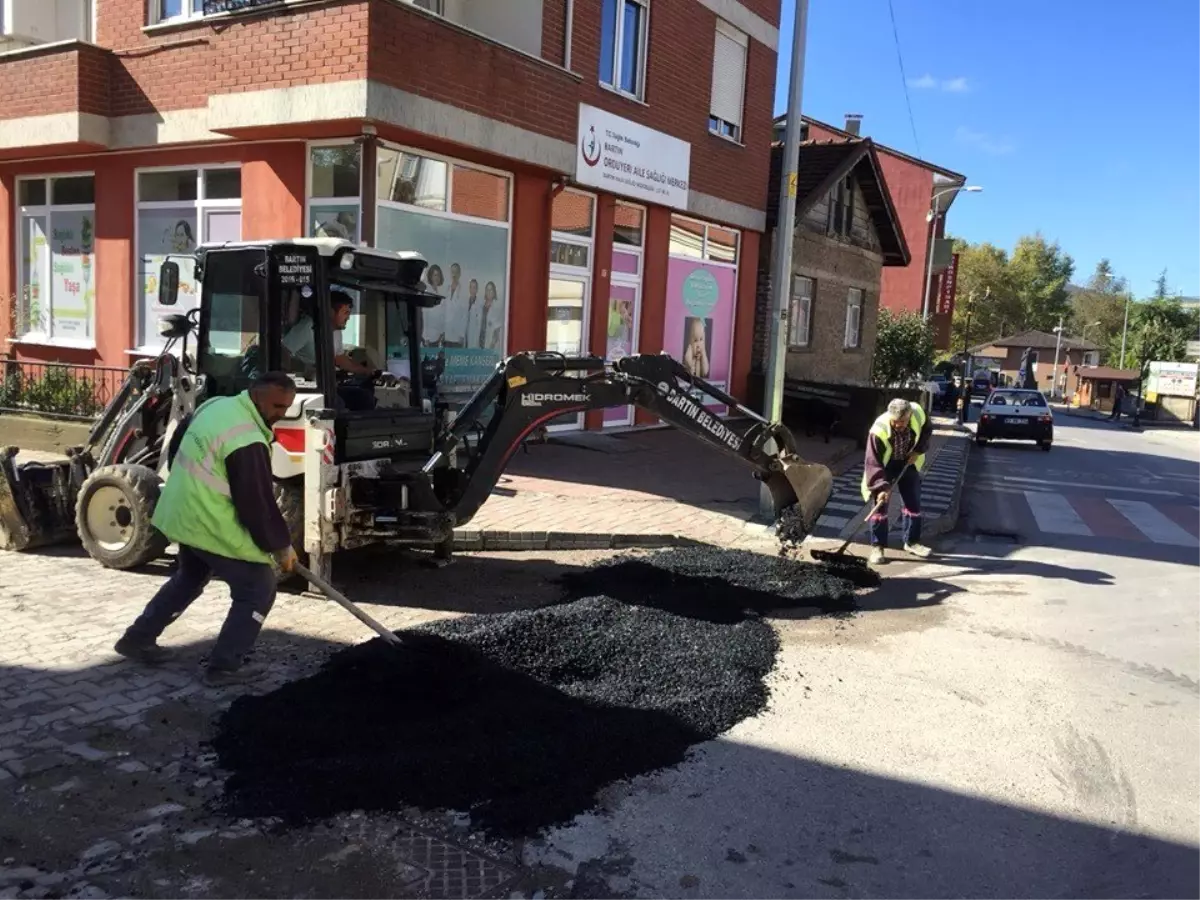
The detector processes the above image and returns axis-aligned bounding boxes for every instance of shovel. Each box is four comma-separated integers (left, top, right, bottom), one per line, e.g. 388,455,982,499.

809,462,911,570
293,562,404,648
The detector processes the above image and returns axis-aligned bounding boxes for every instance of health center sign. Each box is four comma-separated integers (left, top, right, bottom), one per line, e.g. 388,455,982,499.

575,104,691,211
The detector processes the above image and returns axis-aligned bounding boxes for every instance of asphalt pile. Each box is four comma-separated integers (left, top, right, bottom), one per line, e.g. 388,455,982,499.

211,547,860,839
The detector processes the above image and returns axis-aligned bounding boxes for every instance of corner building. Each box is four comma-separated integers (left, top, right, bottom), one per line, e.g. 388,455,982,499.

0,0,781,430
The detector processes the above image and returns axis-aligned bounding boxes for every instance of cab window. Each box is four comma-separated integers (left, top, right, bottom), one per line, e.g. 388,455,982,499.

199,249,266,397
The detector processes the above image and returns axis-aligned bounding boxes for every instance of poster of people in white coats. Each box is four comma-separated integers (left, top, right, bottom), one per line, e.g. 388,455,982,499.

376,207,508,398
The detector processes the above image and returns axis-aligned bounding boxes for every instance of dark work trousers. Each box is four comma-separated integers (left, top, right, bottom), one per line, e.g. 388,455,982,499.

868,465,922,548
123,544,277,671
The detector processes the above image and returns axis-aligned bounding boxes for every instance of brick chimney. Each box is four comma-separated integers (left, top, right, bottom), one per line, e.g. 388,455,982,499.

844,114,863,136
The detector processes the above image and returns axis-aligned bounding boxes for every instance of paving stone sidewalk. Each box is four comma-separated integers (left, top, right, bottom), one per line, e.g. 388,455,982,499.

453,425,859,552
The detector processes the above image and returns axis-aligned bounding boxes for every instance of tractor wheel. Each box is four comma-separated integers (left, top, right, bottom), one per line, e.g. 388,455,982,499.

273,479,308,586
75,464,169,570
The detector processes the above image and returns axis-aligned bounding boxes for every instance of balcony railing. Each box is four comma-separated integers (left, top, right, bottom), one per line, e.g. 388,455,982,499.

0,359,127,420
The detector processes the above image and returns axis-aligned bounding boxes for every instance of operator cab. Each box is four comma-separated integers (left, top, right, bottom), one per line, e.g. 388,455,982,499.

156,238,445,464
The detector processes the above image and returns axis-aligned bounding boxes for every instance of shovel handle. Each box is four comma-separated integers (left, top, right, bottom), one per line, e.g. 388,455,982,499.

293,563,403,648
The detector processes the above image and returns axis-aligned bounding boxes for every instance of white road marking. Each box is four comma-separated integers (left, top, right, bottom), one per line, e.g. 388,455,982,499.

1108,499,1199,547
1024,491,1093,536
986,475,1190,499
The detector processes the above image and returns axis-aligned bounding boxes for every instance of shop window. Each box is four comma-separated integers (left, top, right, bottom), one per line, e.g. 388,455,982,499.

613,202,644,247
14,175,96,346
844,287,863,349
789,276,814,347
599,0,648,100
135,166,243,351
669,215,738,266
374,143,513,401
552,190,594,238
310,144,362,200
709,20,748,142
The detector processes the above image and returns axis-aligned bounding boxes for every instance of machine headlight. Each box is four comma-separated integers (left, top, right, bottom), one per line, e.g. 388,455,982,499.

339,252,355,271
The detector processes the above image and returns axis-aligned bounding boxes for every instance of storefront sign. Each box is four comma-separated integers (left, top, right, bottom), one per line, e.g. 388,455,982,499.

664,257,736,413
1147,361,1198,397
575,104,691,211
377,206,509,398
937,252,959,316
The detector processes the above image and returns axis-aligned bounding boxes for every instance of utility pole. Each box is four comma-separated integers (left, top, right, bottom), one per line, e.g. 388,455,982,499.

955,292,975,426
1051,315,1064,400
1119,294,1131,369
759,0,809,519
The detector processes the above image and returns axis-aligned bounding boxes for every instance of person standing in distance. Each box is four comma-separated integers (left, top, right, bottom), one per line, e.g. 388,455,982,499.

113,372,300,685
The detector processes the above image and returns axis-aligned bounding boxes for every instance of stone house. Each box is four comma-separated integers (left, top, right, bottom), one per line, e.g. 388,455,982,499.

753,138,910,386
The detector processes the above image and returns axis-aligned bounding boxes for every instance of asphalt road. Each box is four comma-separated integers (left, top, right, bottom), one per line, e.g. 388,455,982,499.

529,415,1200,899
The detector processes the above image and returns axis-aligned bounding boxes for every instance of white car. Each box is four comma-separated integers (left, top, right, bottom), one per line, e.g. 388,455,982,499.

976,388,1054,450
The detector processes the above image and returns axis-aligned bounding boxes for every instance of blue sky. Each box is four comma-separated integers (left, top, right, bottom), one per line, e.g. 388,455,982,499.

774,0,1200,298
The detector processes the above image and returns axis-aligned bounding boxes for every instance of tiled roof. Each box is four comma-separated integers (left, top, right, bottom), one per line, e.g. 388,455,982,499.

975,329,1100,352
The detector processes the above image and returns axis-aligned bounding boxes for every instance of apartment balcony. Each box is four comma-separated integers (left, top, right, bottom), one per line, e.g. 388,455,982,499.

0,41,111,157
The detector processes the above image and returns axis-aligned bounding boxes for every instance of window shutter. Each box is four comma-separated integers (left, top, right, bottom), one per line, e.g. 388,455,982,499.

710,21,748,127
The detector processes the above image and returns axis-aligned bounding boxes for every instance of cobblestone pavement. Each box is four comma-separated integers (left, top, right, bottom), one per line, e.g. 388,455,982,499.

0,546,621,899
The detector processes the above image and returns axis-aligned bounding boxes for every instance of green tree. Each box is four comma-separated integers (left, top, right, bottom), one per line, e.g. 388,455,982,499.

1008,233,1075,332
1070,259,1131,362
1127,297,1198,374
948,240,1020,353
872,309,935,387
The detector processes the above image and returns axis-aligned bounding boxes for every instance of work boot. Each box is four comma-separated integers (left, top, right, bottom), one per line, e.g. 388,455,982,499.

905,542,933,559
203,663,267,688
868,547,886,566
114,636,176,666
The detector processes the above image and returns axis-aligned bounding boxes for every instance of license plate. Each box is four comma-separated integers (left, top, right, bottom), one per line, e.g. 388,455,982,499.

1004,416,1028,425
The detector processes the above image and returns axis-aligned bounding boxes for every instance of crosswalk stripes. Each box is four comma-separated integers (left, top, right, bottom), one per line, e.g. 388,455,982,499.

990,487,1199,548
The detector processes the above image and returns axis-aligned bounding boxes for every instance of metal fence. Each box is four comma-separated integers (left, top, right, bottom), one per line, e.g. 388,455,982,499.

0,358,127,420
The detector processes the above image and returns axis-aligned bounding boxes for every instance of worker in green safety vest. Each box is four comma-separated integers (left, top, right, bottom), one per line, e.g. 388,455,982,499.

114,372,300,686
861,398,934,566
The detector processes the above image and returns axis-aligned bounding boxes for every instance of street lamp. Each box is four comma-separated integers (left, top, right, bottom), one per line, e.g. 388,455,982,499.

922,185,982,320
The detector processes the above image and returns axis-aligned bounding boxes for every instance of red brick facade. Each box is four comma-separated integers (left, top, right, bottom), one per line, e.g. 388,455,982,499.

0,0,781,423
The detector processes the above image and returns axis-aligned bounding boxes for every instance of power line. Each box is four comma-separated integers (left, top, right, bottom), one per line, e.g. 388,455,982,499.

885,0,922,159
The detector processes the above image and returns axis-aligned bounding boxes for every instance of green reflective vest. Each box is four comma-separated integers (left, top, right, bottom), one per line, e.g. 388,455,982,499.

152,391,274,564
860,402,928,501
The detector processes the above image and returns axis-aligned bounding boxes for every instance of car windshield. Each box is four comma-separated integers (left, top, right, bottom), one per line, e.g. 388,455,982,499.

988,391,1047,408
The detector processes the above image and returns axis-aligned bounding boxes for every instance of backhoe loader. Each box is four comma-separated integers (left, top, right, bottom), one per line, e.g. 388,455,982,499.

0,238,833,582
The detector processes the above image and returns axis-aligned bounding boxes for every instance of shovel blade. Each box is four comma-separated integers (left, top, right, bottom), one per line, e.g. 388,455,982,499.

764,459,834,538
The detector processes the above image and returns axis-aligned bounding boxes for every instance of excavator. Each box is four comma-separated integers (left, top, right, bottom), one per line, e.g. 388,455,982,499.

0,238,833,582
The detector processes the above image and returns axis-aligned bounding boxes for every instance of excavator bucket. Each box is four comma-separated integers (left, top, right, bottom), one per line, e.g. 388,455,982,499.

763,457,834,540
0,448,80,552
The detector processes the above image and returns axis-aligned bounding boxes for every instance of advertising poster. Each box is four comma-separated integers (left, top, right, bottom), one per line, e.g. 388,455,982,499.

139,208,198,348
377,205,509,399
604,283,637,425
663,258,736,413
20,215,48,335
49,211,94,341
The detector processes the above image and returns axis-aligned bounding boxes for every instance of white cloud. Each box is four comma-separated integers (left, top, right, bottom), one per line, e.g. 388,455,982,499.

909,74,971,93
955,126,1015,155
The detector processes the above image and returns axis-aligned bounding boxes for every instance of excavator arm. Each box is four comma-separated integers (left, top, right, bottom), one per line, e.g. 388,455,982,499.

430,351,833,537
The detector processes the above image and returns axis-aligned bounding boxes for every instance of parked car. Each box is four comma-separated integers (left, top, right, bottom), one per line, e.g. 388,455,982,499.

969,371,995,399
976,388,1054,450
922,374,955,413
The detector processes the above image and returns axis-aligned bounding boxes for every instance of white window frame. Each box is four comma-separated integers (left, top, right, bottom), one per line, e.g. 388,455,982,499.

709,19,748,142
599,0,650,102
306,139,363,240
148,0,206,26
546,188,597,432
550,187,597,273
789,275,813,348
131,163,243,354
844,287,864,349
11,173,97,349
605,200,645,427
406,0,444,13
